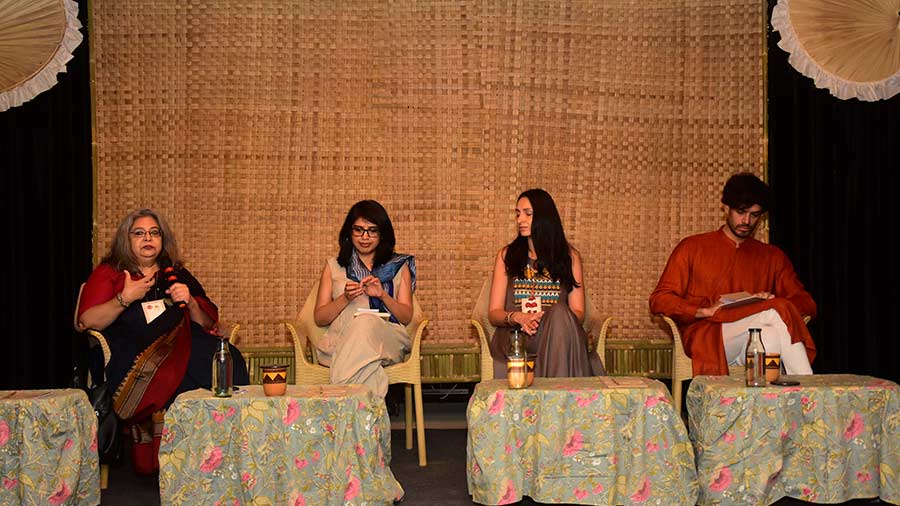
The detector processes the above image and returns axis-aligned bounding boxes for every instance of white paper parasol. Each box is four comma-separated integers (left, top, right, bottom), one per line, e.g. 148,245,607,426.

0,0,83,112
771,0,900,101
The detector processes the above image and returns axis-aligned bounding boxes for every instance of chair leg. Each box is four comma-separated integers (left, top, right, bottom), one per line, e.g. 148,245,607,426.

672,378,683,418
414,382,427,467
100,463,109,490
404,384,413,450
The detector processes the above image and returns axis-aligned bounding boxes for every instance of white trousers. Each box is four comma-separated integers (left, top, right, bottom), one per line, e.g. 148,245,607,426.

722,308,813,375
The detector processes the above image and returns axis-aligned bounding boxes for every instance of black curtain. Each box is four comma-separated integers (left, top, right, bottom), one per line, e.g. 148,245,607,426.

767,0,900,383
0,0,93,389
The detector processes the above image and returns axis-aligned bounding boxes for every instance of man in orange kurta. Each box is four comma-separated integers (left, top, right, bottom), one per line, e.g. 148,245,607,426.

649,173,816,376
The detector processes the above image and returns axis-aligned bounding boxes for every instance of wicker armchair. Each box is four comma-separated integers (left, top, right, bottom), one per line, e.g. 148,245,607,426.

658,313,813,415
74,284,113,374
74,284,112,489
470,271,612,381
285,281,430,467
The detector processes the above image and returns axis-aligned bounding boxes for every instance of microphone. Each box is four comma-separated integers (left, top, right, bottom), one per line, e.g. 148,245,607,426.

162,266,187,309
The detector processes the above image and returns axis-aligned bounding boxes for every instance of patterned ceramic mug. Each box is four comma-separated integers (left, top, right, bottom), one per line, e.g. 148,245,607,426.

764,353,781,383
261,364,288,396
525,354,536,386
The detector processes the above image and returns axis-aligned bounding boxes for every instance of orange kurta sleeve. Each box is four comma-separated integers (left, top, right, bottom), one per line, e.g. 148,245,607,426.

649,238,703,326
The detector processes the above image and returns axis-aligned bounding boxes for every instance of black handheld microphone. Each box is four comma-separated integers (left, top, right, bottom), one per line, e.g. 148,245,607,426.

162,266,187,309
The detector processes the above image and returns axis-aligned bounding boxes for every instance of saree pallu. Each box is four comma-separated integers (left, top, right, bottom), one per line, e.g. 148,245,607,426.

113,312,191,424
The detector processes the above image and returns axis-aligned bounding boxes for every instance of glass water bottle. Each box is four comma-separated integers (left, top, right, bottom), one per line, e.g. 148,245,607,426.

508,329,525,360
507,329,527,389
212,337,233,397
745,328,766,387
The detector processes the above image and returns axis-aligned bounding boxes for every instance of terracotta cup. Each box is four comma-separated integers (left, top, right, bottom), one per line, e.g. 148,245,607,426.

261,364,288,396
525,354,537,387
764,353,781,383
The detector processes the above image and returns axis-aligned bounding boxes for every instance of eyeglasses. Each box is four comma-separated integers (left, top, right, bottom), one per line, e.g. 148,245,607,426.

351,226,380,238
131,229,162,239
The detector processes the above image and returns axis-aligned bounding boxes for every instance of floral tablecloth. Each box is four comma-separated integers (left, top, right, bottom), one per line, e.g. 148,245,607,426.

687,374,900,505
0,389,100,506
158,384,403,505
467,377,698,505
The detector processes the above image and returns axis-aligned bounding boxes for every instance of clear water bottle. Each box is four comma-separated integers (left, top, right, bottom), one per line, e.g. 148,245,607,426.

507,328,527,389
745,328,766,387
508,328,525,359
212,337,233,397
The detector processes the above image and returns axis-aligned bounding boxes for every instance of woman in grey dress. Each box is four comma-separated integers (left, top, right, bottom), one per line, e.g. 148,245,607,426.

313,200,416,397
488,189,605,378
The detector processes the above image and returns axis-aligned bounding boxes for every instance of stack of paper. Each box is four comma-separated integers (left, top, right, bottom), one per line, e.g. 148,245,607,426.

719,291,765,309
353,308,391,318
597,377,649,389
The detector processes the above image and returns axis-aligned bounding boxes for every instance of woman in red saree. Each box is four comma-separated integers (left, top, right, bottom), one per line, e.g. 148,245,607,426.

77,208,248,474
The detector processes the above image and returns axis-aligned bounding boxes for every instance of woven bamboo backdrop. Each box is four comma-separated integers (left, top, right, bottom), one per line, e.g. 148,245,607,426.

90,0,765,347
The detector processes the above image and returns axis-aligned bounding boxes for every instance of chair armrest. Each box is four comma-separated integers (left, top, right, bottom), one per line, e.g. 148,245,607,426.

594,316,613,363
471,319,489,347
407,319,429,368
657,314,681,339
225,323,240,346
582,309,606,349
472,319,494,381
285,321,317,366
656,313,694,382
86,329,112,368
655,313,685,357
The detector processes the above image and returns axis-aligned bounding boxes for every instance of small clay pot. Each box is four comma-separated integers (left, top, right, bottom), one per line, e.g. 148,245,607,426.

764,353,781,383
260,364,288,396
525,354,537,386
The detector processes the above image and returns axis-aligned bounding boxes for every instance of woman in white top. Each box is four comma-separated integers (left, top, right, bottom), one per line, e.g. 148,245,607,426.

313,200,415,397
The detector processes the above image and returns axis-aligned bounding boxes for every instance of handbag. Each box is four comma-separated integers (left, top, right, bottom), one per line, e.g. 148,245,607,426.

73,334,121,464
88,381,121,464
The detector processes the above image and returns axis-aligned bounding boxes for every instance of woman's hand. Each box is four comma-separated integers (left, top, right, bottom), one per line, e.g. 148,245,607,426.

360,275,385,299
166,280,215,329
343,281,366,301
166,282,193,306
121,272,155,305
513,311,544,335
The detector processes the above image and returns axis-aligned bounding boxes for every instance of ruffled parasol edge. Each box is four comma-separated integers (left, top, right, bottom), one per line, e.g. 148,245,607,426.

0,0,83,112
770,0,900,102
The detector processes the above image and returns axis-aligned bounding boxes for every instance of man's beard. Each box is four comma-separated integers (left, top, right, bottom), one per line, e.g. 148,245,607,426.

728,221,755,238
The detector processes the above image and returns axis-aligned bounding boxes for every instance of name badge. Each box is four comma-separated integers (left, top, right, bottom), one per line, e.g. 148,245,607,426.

521,296,541,314
142,299,166,324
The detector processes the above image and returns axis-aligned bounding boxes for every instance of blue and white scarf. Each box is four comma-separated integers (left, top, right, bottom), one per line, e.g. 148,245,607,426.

346,251,416,324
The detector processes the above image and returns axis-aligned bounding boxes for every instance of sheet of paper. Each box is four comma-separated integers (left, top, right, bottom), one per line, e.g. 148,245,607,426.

597,377,649,388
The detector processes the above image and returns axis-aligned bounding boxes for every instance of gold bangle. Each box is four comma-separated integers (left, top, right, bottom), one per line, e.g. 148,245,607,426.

505,311,513,326
116,292,130,308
